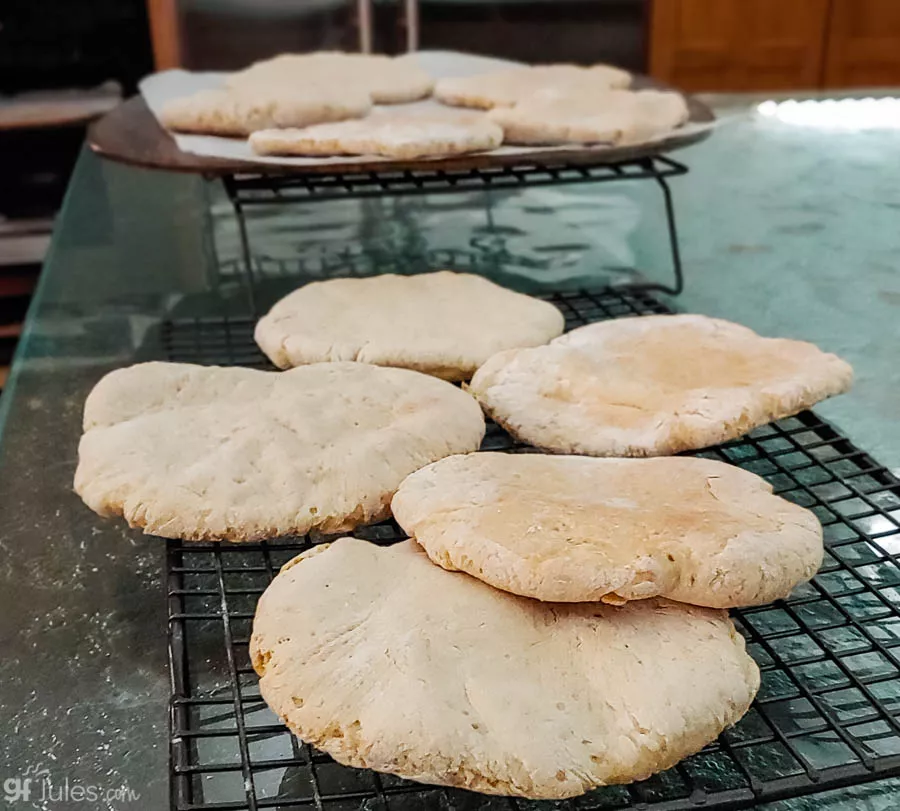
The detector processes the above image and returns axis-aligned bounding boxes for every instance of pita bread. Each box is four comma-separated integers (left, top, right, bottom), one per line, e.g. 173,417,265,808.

250,110,503,159
74,362,484,541
469,314,853,456
254,272,565,381
488,90,689,145
251,539,759,798
227,51,434,104
393,453,823,608
434,64,631,110
160,87,371,137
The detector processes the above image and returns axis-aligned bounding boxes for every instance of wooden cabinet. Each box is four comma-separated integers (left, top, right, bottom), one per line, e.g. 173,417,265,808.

650,0,900,91
650,0,739,92
825,0,900,87
741,0,830,90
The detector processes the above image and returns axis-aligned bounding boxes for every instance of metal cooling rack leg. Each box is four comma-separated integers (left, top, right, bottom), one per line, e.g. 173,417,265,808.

644,169,685,297
223,176,259,318
167,542,195,810
199,179,223,295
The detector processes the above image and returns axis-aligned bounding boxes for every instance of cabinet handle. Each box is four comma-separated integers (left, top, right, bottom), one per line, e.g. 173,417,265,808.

357,0,373,53
403,0,419,52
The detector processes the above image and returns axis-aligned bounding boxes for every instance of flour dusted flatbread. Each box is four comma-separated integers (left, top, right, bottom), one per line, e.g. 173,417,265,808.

254,272,565,381
160,87,371,137
250,110,503,159
469,315,853,456
74,362,484,541
488,89,689,145
251,539,759,798
393,453,822,607
434,64,631,110
227,51,433,104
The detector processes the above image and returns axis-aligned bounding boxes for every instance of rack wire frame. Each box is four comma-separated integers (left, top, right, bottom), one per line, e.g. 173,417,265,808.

221,156,689,311
163,287,900,811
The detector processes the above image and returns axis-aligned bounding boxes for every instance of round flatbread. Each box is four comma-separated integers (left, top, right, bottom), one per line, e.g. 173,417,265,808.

434,64,631,110
469,314,853,456
227,51,434,104
488,89,689,146
160,86,371,137
254,272,565,381
74,362,484,541
251,539,759,798
393,453,823,607
250,111,503,160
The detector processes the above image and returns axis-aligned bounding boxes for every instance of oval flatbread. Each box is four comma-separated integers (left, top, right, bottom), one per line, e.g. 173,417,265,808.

74,362,484,540
160,87,372,137
251,539,759,798
393,453,823,607
469,314,853,456
254,272,565,380
250,111,503,160
434,64,631,110
488,89,689,146
227,51,434,104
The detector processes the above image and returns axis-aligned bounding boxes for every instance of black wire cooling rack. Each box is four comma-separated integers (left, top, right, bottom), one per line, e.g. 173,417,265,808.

222,157,689,305
163,287,900,811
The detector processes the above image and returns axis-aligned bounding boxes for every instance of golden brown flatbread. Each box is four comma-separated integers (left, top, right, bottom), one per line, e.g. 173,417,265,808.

394,452,823,607
251,539,759,798
469,314,853,456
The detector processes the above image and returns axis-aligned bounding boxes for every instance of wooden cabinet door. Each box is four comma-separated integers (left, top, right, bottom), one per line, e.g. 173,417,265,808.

825,0,900,87
739,0,830,90
650,0,743,91
650,0,830,91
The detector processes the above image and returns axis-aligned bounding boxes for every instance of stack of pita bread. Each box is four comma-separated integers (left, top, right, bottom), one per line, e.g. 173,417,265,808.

158,51,691,159
74,271,853,798
434,65,689,146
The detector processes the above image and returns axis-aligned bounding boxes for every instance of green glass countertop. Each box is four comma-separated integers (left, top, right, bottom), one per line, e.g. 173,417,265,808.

0,95,897,809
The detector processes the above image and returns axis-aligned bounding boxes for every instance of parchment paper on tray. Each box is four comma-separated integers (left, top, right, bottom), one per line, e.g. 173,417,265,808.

139,50,719,168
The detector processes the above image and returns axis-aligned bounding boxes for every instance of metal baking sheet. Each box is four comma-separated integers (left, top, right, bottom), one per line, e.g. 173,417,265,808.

134,50,720,171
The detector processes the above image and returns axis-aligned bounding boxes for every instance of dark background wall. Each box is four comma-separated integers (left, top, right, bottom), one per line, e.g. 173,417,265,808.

0,0,154,94
417,0,646,71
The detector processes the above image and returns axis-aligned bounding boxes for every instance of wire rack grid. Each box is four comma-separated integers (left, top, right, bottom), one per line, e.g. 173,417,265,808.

162,287,900,811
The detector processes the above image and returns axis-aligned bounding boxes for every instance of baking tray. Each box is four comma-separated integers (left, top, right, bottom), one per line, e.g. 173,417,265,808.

160,287,900,811
88,75,715,177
